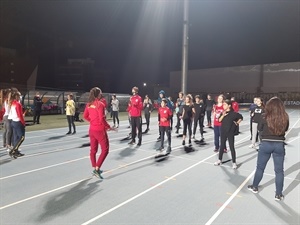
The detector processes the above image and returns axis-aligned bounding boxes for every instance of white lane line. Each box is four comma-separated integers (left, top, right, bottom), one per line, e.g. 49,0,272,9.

0,178,91,210
205,115,299,225
81,153,217,225
205,171,255,225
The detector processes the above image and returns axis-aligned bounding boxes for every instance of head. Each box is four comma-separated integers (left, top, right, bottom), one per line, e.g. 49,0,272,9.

207,94,211,100
112,94,116,100
168,96,172,101
132,86,139,95
88,87,102,104
256,97,263,106
68,94,73,100
178,92,184,98
36,92,40,97
195,95,200,103
264,97,289,135
231,96,235,101
159,90,165,98
161,98,167,107
253,97,257,104
217,94,225,104
185,94,193,104
223,99,233,112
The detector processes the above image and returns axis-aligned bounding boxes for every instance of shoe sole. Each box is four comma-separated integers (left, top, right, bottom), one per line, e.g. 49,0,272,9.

247,187,258,194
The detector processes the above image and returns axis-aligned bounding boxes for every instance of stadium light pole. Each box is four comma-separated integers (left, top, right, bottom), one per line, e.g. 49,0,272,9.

181,0,189,95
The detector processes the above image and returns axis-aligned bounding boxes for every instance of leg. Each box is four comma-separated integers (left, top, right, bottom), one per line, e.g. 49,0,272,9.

67,116,72,133
214,126,220,150
218,134,227,161
160,126,165,148
71,116,76,133
252,141,272,188
89,130,98,168
131,117,137,141
96,131,109,169
7,119,13,147
193,117,198,136
36,110,41,123
251,122,258,146
3,116,8,147
272,142,285,195
116,111,119,126
228,135,236,163
137,116,142,144
199,116,204,137
112,111,116,125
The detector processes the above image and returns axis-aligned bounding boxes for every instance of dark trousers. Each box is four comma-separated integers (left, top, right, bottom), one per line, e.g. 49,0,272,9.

11,121,25,150
33,110,41,123
67,115,76,132
112,111,119,125
144,112,150,129
214,125,221,149
3,116,13,147
131,116,142,143
183,118,192,138
252,141,285,195
206,110,212,125
218,133,236,163
193,116,204,137
159,126,171,148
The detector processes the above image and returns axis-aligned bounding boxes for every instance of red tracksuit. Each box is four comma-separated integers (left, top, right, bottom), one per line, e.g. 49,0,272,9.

83,99,110,169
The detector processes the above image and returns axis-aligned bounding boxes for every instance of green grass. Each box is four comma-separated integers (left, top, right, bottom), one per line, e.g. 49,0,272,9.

24,112,131,132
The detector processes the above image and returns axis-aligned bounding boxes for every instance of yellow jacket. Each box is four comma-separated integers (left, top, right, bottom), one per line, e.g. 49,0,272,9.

66,100,75,116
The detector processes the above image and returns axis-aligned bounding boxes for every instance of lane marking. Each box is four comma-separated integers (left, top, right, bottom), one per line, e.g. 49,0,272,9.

205,171,255,225
0,178,91,210
81,153,217,225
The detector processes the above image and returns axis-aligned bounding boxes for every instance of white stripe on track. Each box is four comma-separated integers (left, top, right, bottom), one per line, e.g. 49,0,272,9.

81,153,217,225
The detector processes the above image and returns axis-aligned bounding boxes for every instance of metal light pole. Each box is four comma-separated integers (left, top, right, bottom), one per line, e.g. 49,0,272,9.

181,0,189,95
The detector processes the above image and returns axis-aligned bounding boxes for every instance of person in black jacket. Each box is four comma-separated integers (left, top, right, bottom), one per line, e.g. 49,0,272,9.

143,95,153,133
214,99,243,169
248,97,289,201
33,92,43,124
192,95,206,140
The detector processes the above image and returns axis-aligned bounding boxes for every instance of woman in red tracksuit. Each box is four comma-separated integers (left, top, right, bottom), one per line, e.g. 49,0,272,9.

83,87,115,179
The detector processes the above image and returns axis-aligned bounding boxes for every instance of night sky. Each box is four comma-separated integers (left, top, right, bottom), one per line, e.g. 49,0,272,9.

1,0,299,93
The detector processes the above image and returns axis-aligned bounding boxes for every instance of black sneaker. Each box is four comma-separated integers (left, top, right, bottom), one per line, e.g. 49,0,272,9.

182,140,185,145
8,148,17,159
275,194,284,201
92,169,103,179
72,131,76,135
14,150,24,157
247,185,258,194
66,131,71,135
137,141,141,146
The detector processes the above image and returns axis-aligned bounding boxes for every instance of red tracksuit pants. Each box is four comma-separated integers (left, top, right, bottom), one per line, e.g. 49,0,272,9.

89,129,109,168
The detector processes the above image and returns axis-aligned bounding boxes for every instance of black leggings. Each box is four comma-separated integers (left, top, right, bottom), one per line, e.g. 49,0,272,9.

206,110,212,125
193,116,204,136
144,112,150,129
219,133,236,163
183,118,192,138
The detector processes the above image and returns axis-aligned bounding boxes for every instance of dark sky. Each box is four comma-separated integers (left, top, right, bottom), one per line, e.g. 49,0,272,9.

1,0,299,92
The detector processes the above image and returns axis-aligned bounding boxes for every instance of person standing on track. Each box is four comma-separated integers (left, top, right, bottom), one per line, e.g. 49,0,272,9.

205,94,214,128
83,87,116,179
128,86,143,146
111,94,120,128
212,94,225,152
143,95,153,133
8,90,25,158
192,95,206,140
250,97,264,150
181,94,195,146
175,92,185,134
248,97,289,201
157,98,173,155
65,93,76,135
213,99,243,169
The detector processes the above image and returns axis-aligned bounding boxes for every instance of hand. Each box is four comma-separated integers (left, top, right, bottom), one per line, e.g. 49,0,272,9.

108,127,118,132
233,121,238,126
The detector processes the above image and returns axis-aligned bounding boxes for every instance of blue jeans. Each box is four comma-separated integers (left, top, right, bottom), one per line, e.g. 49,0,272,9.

253,141,285,195
11,121,25,150
214,125,221,149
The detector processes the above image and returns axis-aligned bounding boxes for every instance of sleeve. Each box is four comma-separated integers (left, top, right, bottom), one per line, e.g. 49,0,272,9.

257,117,264,131
83,105,90,122
16,103,25,126
98,102,110,130
158,109,160,122
168,108,173,119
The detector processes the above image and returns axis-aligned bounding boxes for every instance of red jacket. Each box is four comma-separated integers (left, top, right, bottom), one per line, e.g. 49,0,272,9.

128,94,143,117
83,99,110,131
158,106,172,127
213,104,224,126
10,100,25,126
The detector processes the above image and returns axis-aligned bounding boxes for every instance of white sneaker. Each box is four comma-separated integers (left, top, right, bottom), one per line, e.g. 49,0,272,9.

214,160,222,166
232,163,237,169
249,144,256,149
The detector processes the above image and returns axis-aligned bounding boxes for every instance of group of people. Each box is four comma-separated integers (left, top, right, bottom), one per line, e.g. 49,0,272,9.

1,88,26,158
0,86,290,201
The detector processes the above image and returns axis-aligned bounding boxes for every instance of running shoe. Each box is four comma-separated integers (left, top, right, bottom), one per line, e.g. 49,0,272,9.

247,185,258,193
275,194,284,201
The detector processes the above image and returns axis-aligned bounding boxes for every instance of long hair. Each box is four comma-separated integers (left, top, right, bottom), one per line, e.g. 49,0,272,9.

264,97,289,135
224,99,233,111
88,87,102,105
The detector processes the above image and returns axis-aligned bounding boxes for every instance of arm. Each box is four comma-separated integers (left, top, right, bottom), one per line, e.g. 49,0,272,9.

83,105,90,122
16,102,25,126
